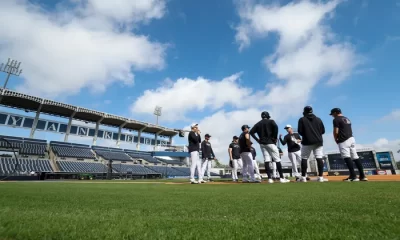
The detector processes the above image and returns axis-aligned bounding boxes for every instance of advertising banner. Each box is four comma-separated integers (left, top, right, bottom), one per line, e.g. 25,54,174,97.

375,152,393,170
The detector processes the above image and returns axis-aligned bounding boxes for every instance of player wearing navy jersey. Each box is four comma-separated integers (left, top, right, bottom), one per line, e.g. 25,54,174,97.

280,124,302,179
330,108,368,182
228,136,242,182
188,123,204,184
239,125,259,183
201,134,215,182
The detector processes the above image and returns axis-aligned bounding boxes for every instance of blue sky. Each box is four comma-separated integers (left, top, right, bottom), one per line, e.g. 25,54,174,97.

0,0,399,161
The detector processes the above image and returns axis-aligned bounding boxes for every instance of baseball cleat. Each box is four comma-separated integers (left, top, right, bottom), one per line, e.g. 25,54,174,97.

280,178,290,183
190,181,199,184
301,177,307,182
199,180,206,183
317,177,324,182
360,178,368,181
268,179,274,184
343,178,359,182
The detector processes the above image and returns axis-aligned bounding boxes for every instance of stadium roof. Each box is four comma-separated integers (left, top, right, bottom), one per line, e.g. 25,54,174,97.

0,88,177,137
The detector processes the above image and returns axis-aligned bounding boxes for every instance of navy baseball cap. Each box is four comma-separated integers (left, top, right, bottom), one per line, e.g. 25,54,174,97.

329,108,342,115
303,106,313,114
205,133,211,138
241,125,250,131
233,136,239,139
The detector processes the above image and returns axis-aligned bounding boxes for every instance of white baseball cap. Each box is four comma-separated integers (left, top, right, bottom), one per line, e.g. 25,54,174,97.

191,123,198,128
284,124,292,129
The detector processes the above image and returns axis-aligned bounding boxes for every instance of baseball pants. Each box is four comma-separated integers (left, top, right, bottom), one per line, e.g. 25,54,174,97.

232,159,241,180
338,137,358,159
252,160,260,178
301,144,324,159
190,151,202,181
201,158,212,179
260,144,281,162
241,152,255,181
288,150,301,177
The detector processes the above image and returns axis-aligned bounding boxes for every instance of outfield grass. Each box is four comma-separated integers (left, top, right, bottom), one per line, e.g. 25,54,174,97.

0,182,399,240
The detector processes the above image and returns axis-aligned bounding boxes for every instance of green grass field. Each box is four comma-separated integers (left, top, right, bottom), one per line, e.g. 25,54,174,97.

1,181,400,240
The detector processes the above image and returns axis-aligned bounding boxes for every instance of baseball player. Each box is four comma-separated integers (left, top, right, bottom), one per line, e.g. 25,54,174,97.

188,123,205,184
239,125,259,183
250,111,289,184
250,143,261,180
297,106,326,182
280,125,302,179
228,136,242,182
330,108,368,181
201,133,215,182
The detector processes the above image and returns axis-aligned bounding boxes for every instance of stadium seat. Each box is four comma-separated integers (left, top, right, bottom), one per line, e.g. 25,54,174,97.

112,164,159,175
94,150,132,162
0,157,53,174
57,160,107,173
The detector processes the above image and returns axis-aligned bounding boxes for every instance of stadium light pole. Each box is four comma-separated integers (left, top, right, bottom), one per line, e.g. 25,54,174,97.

0,58,23,89
154,106,162,126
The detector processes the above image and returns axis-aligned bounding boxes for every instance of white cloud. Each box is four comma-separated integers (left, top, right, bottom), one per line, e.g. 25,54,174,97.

0,0,167,98
130,0,359,162
381,109,400,121
131,72,266,121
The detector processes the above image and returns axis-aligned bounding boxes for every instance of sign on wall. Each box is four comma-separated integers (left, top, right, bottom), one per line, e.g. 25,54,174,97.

375,152,393,170
0,112,170,146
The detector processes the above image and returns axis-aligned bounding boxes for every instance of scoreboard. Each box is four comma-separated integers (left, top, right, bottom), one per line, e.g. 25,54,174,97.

327,151,377,171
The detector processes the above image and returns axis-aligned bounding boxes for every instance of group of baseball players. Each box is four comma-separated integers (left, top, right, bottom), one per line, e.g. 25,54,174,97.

187,106,368,184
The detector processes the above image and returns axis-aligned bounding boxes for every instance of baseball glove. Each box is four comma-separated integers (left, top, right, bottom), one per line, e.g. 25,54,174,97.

229,160,233,168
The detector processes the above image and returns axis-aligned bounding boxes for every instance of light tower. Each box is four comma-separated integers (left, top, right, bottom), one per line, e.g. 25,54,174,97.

154,106,162,126
0,58,23,89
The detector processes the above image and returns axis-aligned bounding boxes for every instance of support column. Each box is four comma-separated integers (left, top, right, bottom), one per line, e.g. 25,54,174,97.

154,130,164,151
92,117,104,146
29,102,43,138
116,122,127,148
136,126,147,150
64,110,77,142
169,136,173,147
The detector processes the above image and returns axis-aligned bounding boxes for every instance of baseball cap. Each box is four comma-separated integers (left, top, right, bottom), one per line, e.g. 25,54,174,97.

190,123,198,128
261,111,270,119
233,136,239,139
241,125,250,131
303,106,313,114
329,108,342,115
284,124,292,129
205,133,211,138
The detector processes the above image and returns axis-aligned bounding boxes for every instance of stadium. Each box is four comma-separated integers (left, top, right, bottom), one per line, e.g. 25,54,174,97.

1,87,400,239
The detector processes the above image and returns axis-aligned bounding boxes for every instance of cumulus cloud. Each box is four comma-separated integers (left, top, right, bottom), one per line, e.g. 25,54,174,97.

381,109,400,121
0,0,167,98
131,0,359,161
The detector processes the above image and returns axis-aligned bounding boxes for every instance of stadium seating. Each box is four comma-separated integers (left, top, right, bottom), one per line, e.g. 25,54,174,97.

125,150,159,164
111,164,159,175
156,158,183,166
145,165,188,176
57,160,107,173
329,159,377,170
0,135,47,156
50,141,95,159
0,157,53,174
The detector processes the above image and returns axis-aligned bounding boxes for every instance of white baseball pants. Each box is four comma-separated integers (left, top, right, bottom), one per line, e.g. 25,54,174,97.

252,160,260,178
232,159,241,180
288,150,301,177
241,152,255,181
190,151,202,181
201,158,212,179
301,144,324,159
260,144,281,162
338,137,359,159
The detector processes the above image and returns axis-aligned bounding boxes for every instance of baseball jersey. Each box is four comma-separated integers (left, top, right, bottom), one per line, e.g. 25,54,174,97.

239,132,251,153
229,142,241,159
279,133,301,152
187,131,201,152
333,115,353,143
201,140,215,159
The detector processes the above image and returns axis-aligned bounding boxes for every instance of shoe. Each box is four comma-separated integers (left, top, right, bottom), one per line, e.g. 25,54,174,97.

317,177,324,182
232,179,238,182
360,177,368,181
268,179,274,184
343,178,359,182
254,179,262,183
280,178,290,183
191,180,199,184
295,177,301,182
306,177,310,181
199,179,206,183
301,177,307,182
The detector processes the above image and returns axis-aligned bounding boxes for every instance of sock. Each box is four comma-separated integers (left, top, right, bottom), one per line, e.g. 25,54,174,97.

264,162,272,179
276,162,284,179
316,158,324,177
344,158,356,179
301,159,308,177
353,159,366,179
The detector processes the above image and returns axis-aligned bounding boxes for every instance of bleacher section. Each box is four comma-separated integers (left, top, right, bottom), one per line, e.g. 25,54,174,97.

145,165,187,176
0,135,47,156
156,158,183,166
57,161,107,173
329,159,376,170
50,141,96,159
112,164,159,175
125,150,159,164
93,146,132,162
0,157,53,174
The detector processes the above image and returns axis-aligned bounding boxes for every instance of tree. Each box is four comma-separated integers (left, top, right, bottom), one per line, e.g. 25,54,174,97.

213,158,228,168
